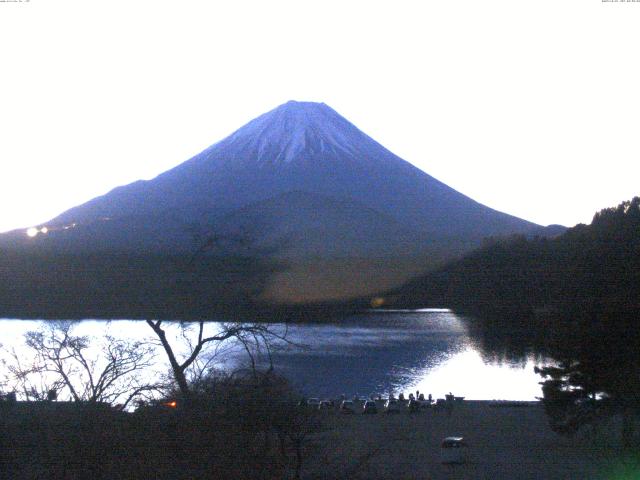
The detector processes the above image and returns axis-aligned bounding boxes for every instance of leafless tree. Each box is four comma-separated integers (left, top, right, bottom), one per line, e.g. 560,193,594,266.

145,320,291,401
3,321,163,410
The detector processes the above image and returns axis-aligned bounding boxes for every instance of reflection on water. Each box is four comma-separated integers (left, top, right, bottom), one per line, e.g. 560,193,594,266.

266,311,543,400
0,310,544,401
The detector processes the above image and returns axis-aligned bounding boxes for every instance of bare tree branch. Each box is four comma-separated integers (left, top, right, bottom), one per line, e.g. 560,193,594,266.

147,319,294,400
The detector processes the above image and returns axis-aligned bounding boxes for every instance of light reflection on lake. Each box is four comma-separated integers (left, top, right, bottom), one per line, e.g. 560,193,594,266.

0,310,544,401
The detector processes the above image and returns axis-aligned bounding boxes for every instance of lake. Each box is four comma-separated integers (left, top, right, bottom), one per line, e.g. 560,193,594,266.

0,309,544,401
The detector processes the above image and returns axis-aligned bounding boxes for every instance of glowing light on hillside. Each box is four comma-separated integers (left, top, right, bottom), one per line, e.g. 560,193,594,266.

40,227,48,234
370,297,385,308
26,227,38,237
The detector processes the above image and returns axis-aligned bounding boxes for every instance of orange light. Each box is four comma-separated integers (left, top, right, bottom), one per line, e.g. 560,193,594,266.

370,297,385,308
163,400,177,408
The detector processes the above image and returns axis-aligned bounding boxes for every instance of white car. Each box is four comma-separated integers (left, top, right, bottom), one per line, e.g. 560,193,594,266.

441,437,468,464
363,400,378,414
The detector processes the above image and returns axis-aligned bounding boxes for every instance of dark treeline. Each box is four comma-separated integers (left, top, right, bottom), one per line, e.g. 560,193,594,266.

0,250,287,320
398,197,640,445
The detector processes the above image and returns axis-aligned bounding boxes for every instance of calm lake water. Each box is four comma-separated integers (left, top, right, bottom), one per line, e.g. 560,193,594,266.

0,310,543,401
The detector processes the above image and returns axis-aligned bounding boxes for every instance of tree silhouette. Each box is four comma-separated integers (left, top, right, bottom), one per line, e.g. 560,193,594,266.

146,319,289,401
4,321,161,409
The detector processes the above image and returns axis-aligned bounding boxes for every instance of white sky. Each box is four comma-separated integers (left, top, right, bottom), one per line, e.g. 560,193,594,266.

1,0,639,233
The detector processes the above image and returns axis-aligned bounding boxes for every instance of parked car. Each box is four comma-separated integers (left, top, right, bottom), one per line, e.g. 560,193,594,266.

318,400,333,410
363,400,378,414
340,400,355,414
440,437,468,464
306,398,320,407
384,399,401,414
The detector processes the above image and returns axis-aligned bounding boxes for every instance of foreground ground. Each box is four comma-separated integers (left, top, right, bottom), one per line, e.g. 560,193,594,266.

2,399,637,479
302,401,637,480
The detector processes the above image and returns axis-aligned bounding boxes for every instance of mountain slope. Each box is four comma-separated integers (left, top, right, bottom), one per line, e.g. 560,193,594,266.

215,190,431,258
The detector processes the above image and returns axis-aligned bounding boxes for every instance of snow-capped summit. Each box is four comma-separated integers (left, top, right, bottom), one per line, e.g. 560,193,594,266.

218,101,359,164
190,100,397,171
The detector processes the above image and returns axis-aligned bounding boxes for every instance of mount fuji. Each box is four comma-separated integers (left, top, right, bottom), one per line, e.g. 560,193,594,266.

4,101,550,308
50,101,536,240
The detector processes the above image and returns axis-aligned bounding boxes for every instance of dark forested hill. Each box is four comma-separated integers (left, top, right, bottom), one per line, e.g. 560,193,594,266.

398,197,640,316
